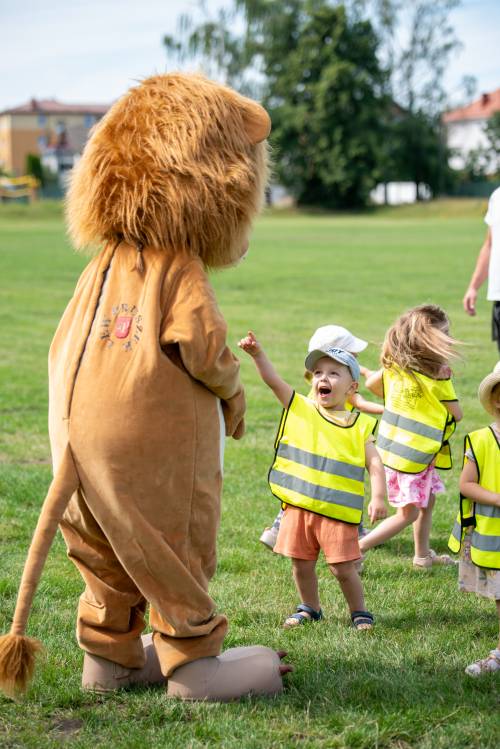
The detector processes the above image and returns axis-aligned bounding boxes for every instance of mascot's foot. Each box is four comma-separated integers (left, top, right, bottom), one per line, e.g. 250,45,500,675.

82,633,166,693
166,646,290,702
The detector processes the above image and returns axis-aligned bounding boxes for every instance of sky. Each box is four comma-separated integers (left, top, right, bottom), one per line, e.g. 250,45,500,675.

0,0,499,112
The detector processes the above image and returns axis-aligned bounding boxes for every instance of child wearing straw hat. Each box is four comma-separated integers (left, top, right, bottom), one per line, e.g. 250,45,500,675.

448,362,500,676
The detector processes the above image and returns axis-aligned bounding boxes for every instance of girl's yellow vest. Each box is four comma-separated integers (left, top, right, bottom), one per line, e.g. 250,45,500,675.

268,393,376,524
448,427,500,570
376,367,454,474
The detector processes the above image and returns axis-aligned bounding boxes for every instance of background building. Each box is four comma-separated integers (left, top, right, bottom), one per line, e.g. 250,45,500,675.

443,88,500,172
0,98,109,183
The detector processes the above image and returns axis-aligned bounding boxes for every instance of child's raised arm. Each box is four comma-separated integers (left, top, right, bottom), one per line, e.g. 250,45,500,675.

238,331,293,408
348,392,384,415
364,368,384,398
444,400,463,422
459,459,500,508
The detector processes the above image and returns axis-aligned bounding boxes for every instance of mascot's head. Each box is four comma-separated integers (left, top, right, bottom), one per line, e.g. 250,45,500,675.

66,73,270,268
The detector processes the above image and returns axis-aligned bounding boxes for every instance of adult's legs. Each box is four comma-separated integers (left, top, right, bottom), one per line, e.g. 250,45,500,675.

492,301,500,353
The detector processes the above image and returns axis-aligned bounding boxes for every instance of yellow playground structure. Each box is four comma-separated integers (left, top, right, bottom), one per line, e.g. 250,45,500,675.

0,175,40,202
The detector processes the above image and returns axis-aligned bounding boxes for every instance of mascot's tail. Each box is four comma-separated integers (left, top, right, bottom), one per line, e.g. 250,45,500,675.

0,444,79,698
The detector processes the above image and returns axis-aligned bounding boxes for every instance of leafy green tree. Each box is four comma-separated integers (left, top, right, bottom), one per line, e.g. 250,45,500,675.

165,1,387,208
356,0,461,197
164,0,463,202
264,4,387,207
25,153,44,186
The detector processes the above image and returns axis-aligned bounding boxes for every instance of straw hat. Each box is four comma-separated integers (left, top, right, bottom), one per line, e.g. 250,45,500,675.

478,361,500,416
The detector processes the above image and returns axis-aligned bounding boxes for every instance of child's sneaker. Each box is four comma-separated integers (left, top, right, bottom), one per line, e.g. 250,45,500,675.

260,525,279,550
465,649,500,677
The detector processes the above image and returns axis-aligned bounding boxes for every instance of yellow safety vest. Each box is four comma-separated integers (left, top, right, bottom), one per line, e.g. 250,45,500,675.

434,415,457,470
268,392,377,524
307,386,354,412
448,427,500,570
376,367,454,474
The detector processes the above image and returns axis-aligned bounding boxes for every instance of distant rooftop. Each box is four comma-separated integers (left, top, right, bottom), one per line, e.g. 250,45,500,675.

443,88,500,123
0,97,110,116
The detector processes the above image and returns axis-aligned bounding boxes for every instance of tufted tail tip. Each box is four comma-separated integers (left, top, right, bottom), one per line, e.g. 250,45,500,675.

0,633,42,699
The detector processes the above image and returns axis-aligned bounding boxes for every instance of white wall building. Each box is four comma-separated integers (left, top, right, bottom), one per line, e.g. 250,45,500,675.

443,89,500,172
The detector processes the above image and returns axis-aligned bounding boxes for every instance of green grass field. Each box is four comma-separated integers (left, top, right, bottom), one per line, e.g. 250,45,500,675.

0,199,499,748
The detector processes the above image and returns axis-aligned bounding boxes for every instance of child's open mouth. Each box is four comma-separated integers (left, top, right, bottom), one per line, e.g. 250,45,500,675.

318,386,331,396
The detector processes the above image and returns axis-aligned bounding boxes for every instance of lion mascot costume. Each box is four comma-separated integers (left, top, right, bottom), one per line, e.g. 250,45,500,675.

0,73,289,701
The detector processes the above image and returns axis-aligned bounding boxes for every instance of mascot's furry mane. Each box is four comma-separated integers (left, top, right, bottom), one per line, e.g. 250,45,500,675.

66,73,270,268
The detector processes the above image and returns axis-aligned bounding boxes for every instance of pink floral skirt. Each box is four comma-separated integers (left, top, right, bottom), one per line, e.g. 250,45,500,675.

385,464,445,509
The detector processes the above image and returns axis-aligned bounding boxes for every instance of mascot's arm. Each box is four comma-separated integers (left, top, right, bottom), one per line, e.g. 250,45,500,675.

160,258,245,438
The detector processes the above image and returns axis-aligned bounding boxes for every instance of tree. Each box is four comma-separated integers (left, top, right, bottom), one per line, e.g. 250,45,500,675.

164,0,463,203
263,4,388,207
356,0,462,197
165,1,387,208
25,153,44,186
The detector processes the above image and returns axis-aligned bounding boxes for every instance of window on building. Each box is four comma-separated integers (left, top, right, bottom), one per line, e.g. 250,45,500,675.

84,114,96,128
38,114,47,127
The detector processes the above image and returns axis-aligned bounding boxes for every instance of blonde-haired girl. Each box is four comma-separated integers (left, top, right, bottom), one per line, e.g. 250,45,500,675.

359,305,463,567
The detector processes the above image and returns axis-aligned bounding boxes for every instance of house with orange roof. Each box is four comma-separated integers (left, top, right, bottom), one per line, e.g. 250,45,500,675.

443,88,500,172
0,98,109,181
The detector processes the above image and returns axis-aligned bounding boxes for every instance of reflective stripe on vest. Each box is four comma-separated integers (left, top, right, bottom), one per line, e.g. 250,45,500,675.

268,392,376,524
376,368,450,474
448,427,500,569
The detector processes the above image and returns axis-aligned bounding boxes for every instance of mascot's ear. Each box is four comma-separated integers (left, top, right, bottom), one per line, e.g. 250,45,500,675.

240,99,271,144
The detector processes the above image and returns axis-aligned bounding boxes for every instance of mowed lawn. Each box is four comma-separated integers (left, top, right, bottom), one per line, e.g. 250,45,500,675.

0,199,499,748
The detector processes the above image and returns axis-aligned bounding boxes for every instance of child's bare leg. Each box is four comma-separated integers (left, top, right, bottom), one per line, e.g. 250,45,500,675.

360,504,419,552
328,560,365,612
413,493,435,558
291,558,320,613
465,599,500,676
496,600,500,650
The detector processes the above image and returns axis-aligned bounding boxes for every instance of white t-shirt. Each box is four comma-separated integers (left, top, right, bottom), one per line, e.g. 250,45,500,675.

485,187,500,301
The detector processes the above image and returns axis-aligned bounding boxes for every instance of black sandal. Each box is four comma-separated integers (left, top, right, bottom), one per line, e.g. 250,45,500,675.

351,610,374,630
283,603,323,629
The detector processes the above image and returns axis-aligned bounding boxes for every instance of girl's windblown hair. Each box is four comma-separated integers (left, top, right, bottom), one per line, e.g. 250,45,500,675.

381,304,458,378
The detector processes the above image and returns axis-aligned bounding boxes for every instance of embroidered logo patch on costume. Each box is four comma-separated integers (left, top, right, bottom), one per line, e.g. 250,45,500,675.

115,316,132,339
99,304,143,351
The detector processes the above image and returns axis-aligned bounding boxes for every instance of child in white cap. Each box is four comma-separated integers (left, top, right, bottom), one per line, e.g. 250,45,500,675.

238,331,387,630
448,362,500,676
259,325,383,549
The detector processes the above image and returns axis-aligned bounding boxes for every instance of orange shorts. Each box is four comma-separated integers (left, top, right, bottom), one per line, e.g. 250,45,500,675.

273,505,360,564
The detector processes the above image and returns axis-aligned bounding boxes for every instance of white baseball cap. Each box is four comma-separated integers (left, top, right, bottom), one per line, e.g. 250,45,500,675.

308,325,367,354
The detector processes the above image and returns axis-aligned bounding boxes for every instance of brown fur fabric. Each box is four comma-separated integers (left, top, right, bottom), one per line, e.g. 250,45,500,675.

0,635,42,699
66,73,269,268
0,73,271,699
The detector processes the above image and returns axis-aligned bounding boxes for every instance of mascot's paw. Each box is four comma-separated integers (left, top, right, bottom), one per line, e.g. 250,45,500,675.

166,646,291,701
82,633,166,693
